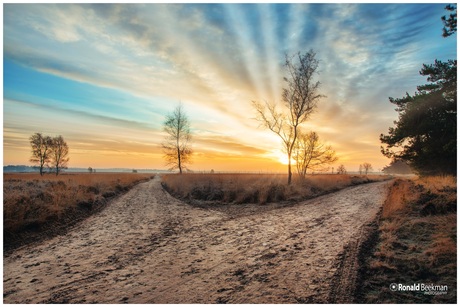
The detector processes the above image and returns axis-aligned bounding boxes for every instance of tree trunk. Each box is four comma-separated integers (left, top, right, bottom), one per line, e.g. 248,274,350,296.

287,154,292,185
177,147,182,174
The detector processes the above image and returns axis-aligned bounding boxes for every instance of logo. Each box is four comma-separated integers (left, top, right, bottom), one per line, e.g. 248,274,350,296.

389,283,448,296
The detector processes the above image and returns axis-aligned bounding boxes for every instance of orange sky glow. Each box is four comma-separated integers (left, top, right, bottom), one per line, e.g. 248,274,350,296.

3,4,456,173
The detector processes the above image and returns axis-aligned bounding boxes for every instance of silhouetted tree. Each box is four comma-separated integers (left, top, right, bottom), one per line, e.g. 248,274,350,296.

49,135,69,176
362,162,373,175
442,4,457,37
293,131,337,179
253,50,324,184
336,164,347,174
380,59,456,176
162,103,193,174
29,132,52,176
88,167,93,173
381,6,457,176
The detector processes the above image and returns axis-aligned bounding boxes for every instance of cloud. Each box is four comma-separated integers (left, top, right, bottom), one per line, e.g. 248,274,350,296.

3,3,456,170
193,135,268,157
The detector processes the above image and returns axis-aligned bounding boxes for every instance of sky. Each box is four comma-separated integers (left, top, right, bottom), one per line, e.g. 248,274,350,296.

3,3,457,172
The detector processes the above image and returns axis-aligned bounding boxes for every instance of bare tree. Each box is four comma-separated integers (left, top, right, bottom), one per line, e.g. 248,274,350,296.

29,132,52,176
49,135,69,176
162,103,193,174
293,131,337,179
337,164,347,174
362,162,373,175
253,50,324,184
88,167,93,173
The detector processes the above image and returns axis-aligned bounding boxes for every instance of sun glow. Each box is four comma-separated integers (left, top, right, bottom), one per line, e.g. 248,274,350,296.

270,149,296,166
3,4,453,172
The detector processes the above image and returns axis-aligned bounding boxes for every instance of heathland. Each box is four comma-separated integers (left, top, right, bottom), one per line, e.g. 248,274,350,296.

3,174,389,303
3,172,153,251
3,172,457,303
359,175,457,303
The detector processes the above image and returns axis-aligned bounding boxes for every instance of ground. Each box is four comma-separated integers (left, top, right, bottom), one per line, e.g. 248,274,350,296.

3,175,389,303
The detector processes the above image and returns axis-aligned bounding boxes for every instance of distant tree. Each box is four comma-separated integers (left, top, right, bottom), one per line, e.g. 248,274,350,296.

162,103,193,174
442,4,457,37
359,164,363,175
293,131,337,179
29,132,52,176
382,160,412,175
253,50,324,184
132,169,138,173
49,135,69,176
362,162,373,175
88,167,93,173
336,164,347,174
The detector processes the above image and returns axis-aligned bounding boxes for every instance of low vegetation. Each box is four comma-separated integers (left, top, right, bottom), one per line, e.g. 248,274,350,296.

359,176,456,303
3,172,153,250
162,173,390,205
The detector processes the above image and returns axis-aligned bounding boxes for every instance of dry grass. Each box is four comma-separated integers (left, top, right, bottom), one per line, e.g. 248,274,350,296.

360,175,457,303
381,179,419,218
3,173,153,237
161,173,391,205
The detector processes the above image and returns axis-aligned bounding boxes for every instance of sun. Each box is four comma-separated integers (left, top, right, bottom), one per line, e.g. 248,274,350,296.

270,150,295,165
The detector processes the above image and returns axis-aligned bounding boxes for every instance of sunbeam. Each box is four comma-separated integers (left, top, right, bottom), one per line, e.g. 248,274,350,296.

3,3,456,171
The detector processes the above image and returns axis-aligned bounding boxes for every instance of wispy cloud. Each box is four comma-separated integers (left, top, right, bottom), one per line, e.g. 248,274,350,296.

3,3,456,170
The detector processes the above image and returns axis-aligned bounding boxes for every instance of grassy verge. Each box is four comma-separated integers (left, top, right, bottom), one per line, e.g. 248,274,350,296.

3,172,154,251
358,176,457,303
162,173,391,205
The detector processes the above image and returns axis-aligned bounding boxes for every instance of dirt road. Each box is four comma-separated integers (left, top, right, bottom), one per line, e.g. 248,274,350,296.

3,176,389,303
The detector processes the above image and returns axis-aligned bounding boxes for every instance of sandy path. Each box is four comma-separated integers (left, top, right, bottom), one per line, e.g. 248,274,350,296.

3,176,388,303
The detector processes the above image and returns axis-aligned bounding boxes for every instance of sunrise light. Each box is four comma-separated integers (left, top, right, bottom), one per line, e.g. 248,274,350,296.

3,4,456,172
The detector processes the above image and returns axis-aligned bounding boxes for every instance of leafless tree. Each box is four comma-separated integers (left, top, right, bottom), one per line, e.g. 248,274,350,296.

162,103,193,174
29,132,52,176
362,162,373,175
253,50,324,184
49,135,69,176
88,167,93,173
337,164,347,174
293,131,337,179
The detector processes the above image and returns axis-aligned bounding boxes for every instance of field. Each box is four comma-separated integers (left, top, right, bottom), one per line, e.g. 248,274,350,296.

3,172,456,303
358,175,457,303
161,173,391,205
4,173,390,303
3,172,153,250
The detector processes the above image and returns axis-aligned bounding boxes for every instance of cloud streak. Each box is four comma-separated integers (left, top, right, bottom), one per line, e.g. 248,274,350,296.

3,3,456,171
